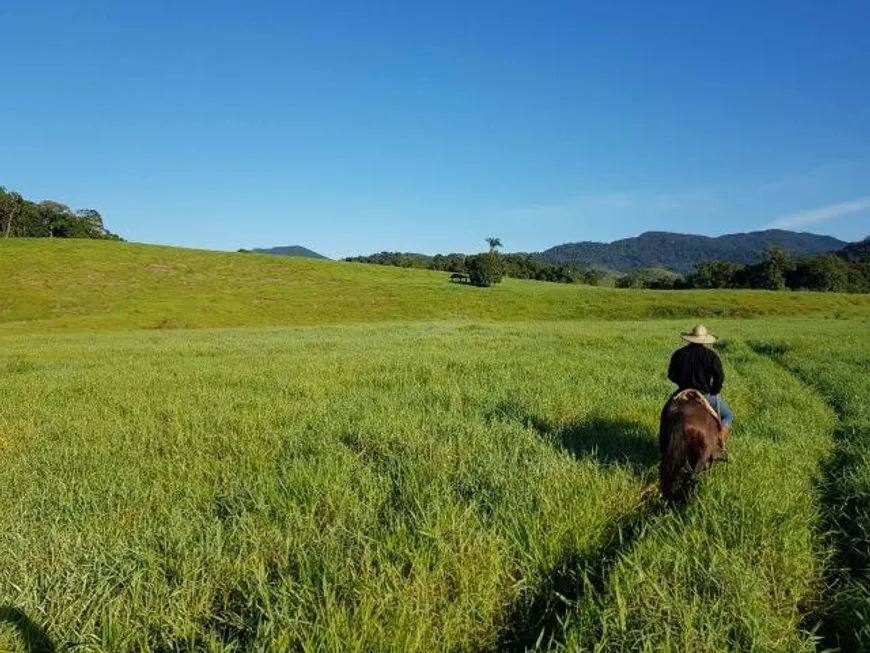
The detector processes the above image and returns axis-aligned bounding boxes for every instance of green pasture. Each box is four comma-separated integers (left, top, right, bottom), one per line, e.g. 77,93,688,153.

2,239,869,333
1,240,869,651
1,318,867,651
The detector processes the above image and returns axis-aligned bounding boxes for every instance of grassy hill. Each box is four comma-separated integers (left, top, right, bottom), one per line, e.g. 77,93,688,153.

3,239,869,333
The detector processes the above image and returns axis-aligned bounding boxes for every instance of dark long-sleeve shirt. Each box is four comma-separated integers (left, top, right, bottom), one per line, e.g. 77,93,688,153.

668,343,724,395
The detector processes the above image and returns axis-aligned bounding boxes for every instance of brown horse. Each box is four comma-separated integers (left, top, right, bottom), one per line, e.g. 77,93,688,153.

659,389,724,500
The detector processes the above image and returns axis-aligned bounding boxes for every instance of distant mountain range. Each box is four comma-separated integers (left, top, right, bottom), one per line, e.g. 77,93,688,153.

251,245,328,260
838,238,870,261
255,230,864,275
535,230,850,274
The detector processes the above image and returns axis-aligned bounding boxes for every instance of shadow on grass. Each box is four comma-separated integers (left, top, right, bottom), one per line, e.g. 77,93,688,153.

549,416,659,470
493,496,667,652
483,401,666,650
0,607,56,653
804,426,870,653
488,399,659,471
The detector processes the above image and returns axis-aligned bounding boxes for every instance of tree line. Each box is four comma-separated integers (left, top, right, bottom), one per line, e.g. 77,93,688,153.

345,240,604,286
1,186,121,240
617,245,870,293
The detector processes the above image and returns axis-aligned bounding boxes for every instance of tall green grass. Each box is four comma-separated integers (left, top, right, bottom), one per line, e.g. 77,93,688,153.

556,333,839,652
3,239,869,333
0,319,852,651
748,321,870,651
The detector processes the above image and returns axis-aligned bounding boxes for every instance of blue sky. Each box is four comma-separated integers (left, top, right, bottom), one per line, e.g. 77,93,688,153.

1,1,868,258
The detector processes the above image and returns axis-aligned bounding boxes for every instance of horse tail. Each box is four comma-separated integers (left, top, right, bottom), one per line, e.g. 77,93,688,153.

659,410,688,500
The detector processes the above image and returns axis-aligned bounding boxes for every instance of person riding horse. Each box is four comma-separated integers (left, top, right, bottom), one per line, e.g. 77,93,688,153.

667,324,733,457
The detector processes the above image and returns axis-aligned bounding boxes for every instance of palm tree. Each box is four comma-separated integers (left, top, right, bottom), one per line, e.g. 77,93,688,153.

486,237,502,255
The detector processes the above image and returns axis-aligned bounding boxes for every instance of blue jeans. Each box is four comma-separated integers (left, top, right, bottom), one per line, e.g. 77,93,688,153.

704,393,734,428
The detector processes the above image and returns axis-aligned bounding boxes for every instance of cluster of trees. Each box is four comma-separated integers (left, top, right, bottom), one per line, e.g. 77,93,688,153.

464,239,505,287
500,254,604,285
345,251,444,269
0,186,120,240
618,245,870,293
345,238,604,286
689,248,870,293
615,267,682,289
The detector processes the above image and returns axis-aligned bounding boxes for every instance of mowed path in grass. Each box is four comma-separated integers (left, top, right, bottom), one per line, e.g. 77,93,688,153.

0,318,858,651
747,323,870,652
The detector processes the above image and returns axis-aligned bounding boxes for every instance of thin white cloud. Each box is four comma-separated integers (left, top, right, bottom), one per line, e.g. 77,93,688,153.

764,196,870,230
496,188,718,221
757,162,854,193
497,193,633,220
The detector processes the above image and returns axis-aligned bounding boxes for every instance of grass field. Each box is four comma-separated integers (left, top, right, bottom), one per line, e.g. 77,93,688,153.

3,239,870,332
748,332,870,652
1,240,869,651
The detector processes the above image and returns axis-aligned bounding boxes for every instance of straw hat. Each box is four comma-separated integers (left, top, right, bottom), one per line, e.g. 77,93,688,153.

680,324,717,344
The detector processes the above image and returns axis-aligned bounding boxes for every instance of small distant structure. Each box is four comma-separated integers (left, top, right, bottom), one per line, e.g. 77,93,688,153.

449,272,470,284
